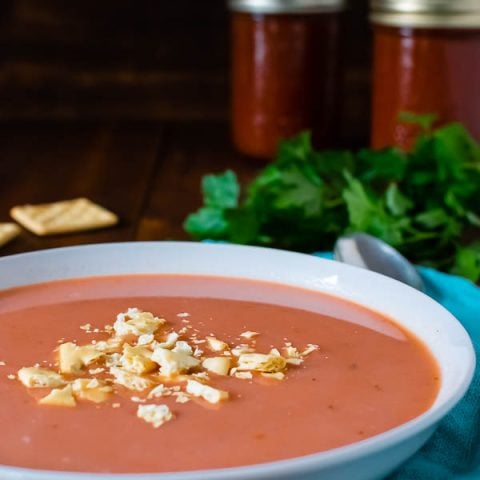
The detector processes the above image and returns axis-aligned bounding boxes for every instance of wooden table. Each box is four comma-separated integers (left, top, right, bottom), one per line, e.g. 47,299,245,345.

0,120,260,256
0,0,373,258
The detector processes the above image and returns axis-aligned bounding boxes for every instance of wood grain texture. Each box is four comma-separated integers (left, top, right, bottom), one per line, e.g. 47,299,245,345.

136,122,260,242
0,0,229,122
1,120,478,267
0,121,162,255
0,0,374,255
0,0,370,145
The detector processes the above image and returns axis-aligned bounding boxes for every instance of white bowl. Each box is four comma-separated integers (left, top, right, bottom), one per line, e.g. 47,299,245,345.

0,242,475,480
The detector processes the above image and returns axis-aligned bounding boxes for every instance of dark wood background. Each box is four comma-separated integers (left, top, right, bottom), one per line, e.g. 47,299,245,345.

0,0,371,144
0,0,372,256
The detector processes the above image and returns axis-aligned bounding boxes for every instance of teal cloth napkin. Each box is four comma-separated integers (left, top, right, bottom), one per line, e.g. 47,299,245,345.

314,253,480,479
388,267,480,480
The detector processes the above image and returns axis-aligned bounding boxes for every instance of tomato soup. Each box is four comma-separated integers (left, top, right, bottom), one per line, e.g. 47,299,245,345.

0,275,440,474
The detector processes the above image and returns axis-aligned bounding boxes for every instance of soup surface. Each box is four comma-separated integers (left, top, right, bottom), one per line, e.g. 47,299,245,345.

0,275,439,473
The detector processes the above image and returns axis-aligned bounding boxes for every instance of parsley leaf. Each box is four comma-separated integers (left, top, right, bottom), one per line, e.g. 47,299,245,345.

452,243,480,282
184,207,228,240
184,170,241,239
185,121,480,281
385,184,413,217
203,170,239,209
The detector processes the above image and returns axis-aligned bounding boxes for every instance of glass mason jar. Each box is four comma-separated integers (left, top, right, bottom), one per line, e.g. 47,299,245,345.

371,0,480,150
229,0,345,159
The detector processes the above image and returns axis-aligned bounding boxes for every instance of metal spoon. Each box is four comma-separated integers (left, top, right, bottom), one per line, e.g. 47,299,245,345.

334,233,425,291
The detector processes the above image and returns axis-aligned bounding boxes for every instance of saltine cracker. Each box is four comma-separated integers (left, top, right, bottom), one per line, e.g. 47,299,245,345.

0,223,20,247
10,198,118,236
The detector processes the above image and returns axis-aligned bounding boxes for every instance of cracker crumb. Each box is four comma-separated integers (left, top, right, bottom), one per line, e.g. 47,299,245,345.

240,331,259,339
172,341,193,355
261,372,285,380
17,367,64,388
206,336,229,352
231,344,255,356
186,380,229,404
114,308,165,337
202,357,231,376
131,396,146,403
137,334,154,346
193,347,204,357
148,384,166,398
174,392,191,404
237,353,286,373
151,347,200,377
39,384,76,407
137,404,173,428
110,367,153,391
88,367,105,375
72,378,112,403
16,306,317,429
302,344,320,356
155,332,179,349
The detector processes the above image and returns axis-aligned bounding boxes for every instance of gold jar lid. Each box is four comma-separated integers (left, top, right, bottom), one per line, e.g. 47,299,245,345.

371,0,480,28
229,0,346,14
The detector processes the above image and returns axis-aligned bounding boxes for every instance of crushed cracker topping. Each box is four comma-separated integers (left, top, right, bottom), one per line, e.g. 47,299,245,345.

16,307,319,428
137,333,154,346
114,308,165,337
39,384,76,407
72,378,112,403
18,367,64,388
186,380,228,404
137,404,173,428
206,336,229,352
231,344,255,356
240,331,259,339
110,367,153,391
88,367,105,375
302,344,320,356
131,396,146,403
237,353,287,373
174,392,191,404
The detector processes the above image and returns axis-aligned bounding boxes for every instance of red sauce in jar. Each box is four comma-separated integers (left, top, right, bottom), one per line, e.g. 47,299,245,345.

372,25,480,150
231,11,341,159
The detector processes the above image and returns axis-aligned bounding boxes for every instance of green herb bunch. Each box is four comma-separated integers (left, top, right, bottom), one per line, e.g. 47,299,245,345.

185,116,480,282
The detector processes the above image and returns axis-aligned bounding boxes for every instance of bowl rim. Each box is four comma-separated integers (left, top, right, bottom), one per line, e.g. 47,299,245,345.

0,241,476,480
